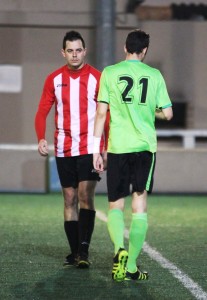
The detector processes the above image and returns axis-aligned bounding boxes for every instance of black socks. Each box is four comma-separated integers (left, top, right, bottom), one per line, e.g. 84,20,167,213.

64,220,79,256
64,209,96,256
78,208,96,255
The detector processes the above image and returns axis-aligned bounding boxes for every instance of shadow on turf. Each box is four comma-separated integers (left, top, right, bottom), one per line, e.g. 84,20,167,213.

12,256,152,300
13,270,152,300
12,244,153,299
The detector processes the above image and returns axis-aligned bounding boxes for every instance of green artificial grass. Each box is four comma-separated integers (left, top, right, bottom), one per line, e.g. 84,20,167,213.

0,194,206,300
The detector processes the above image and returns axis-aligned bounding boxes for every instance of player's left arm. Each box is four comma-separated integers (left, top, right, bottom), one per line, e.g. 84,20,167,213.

155,106,173,121
155,71,173,121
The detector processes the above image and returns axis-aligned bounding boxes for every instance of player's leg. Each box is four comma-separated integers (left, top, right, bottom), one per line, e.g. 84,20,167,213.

107,199,125,253
107,153,130,281
76,154,100,268
62,186,79,267
108,198,128,281
125,190,149,280
125,151,155,281
77,180,96,267
56,157,79,267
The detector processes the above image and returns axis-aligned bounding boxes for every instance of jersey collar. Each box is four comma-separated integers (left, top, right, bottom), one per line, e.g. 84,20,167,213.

125,60,141,63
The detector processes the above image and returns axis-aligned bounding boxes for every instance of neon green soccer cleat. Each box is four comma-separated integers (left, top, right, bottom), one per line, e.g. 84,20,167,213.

112,248,128,282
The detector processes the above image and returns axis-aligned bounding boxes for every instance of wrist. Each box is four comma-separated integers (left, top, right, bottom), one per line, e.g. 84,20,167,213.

93,136,101,153
39,138,46,143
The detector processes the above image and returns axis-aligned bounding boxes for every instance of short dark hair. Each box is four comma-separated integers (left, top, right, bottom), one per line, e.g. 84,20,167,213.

63,31,86,50
125,29,150,54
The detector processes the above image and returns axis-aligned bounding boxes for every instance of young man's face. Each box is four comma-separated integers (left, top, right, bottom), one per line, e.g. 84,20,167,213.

62,40,86,70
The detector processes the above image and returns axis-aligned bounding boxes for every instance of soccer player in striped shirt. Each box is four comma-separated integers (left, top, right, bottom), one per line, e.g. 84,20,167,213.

93,29,173,281
35,31,108,268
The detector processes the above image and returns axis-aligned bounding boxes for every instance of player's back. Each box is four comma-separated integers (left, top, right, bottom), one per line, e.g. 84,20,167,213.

102,60,161,154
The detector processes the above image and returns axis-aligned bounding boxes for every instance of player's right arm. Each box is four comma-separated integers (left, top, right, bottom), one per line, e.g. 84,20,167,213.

38,139,49,156
35,75,55,156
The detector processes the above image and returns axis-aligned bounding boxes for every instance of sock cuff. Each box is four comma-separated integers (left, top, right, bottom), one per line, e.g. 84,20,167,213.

108,209,123,218
64,220,78,224
64,221,78,230
79,208,96,217
132,212,147,221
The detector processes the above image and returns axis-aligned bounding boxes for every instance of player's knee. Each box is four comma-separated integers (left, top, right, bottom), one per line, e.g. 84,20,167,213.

63,188,77,208
79,193,94,210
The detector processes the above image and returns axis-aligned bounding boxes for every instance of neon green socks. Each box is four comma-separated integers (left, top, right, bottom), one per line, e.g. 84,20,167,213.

107,209,125,254
107,210,148,267
127,213,148,273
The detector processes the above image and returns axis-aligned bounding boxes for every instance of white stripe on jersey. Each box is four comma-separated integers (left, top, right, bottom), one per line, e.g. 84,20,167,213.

70,77,80,156
54,74,65,157
87,74,97,154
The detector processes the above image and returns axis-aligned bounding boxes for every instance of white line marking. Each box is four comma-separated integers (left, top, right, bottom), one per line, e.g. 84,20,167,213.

96,210,207,300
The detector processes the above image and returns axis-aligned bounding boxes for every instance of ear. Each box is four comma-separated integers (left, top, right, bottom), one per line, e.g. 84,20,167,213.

83,48,87,57
61,49,65,58
124,45,127,53
142,47,148,55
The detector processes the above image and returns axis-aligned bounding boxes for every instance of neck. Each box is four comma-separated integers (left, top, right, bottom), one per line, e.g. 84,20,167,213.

126,52,144,61
67,62,85,71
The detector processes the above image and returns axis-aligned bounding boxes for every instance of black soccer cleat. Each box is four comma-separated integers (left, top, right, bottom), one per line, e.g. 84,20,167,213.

63,253,78,267
125,266,149,281
77,252,90,269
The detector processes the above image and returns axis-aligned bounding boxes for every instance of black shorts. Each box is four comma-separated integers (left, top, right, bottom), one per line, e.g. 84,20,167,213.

107,151,156,202
56,154,101,188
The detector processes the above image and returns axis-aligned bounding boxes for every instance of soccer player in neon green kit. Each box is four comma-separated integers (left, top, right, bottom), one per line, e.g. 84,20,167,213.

93,29,173,281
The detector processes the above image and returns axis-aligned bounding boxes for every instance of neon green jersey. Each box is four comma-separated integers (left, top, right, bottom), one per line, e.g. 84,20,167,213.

98,60,172,153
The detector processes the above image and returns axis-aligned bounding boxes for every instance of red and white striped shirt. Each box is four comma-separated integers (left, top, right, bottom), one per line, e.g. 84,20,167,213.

35,64,104,157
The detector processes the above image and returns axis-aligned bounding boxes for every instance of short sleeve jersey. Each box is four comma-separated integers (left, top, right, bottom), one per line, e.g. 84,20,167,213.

98,60,172,154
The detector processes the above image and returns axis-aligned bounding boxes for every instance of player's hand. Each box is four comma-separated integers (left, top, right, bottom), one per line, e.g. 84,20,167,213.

102,151,107,170
38,139,49,156
93,153,104,173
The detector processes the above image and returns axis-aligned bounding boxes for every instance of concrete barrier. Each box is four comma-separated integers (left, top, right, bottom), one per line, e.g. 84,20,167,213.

0,144,206,194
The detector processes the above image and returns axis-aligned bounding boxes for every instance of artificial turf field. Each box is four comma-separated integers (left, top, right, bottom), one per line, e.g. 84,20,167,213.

0,193,206,300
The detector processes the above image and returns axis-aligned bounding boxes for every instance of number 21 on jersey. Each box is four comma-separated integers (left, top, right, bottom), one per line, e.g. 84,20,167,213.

118,75,149,105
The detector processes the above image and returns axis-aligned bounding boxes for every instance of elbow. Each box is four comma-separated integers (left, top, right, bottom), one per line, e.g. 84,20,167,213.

166,111,173,121
166,114,173,121
163,107,173,121
96,111,107,121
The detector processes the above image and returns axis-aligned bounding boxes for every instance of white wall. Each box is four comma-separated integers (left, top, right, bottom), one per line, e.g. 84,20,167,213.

0,0,206,193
